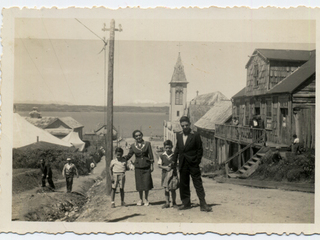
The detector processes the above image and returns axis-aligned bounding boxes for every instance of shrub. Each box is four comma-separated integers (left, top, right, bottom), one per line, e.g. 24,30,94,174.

287,168,303,182
12,146,102,176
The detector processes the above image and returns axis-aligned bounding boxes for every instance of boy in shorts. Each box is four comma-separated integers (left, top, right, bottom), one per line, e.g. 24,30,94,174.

110,147,127,208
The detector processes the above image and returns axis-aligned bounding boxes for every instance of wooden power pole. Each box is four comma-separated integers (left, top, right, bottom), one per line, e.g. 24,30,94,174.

102,19,122,195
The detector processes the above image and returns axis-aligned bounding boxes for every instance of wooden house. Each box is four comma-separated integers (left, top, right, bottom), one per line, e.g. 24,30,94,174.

214,49,315,177
188,91,229,131
194,100,232,164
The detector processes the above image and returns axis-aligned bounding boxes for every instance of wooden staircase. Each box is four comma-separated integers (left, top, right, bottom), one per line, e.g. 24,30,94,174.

228,150,266,179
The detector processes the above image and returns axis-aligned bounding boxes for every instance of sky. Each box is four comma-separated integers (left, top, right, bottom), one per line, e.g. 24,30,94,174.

13,15,316,107
2,1,319,240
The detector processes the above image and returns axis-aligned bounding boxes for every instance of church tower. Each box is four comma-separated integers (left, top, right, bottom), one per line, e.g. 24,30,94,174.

169,53,189,122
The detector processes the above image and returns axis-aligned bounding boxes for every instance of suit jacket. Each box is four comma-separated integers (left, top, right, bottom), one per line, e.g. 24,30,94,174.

172,130,203,170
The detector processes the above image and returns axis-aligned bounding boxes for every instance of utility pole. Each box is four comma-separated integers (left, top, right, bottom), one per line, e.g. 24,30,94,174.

102,19,122,195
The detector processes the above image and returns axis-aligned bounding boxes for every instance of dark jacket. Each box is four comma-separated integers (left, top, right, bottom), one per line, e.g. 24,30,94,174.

40,162,53,177
172,131,203,170
125,141,154,169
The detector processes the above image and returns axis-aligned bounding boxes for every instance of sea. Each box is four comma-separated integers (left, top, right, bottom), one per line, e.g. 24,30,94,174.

18,111,169,138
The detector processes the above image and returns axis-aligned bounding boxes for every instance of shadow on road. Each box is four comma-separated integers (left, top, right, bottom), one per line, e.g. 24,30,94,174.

105,213,144,222
149,200,166,206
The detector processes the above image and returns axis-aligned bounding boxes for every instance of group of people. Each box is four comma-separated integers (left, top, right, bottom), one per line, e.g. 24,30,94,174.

40,116,212,211
110,116,212,212
40,157,79,193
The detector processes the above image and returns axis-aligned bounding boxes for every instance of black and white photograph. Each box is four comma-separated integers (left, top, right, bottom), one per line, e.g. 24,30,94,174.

0,6,318,234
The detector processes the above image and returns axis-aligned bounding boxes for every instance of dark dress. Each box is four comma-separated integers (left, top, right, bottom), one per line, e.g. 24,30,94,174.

159,152,176,187
125,141,154,191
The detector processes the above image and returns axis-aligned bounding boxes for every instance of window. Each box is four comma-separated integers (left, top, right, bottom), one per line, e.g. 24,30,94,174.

177,111,180,117
253,64,259,86
281,108,288,127
266,99,272,129
175,89,183,105
245,102,250,125
273,97,278,129
266,100,272,117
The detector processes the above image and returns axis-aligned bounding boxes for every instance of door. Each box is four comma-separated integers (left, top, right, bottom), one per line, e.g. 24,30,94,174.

280,108,288,144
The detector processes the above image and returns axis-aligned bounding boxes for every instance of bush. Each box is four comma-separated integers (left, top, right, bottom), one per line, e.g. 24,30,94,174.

250,148,314,183
287,168,303,182
12,146,103,176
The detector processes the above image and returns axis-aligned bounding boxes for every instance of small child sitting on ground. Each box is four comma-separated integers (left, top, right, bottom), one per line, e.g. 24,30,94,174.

158,140,179,209
110,147,128,208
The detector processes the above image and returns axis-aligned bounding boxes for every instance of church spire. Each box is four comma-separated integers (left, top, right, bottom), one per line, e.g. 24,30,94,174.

170,53,188,84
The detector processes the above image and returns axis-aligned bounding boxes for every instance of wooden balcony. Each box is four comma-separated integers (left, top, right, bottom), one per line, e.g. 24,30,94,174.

215,124,266,145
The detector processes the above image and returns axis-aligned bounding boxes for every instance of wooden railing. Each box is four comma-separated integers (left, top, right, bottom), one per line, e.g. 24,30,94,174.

215,124,266,144
223,132,266,177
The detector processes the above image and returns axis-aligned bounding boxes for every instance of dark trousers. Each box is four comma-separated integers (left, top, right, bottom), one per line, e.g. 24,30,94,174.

42,173,55,189
179,161,206,206
66,176,74,193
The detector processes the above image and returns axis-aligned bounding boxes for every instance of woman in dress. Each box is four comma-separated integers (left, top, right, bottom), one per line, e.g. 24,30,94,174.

125,130,154,206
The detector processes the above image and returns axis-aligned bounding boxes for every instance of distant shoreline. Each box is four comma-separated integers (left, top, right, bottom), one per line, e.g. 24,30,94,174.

14,103,169,114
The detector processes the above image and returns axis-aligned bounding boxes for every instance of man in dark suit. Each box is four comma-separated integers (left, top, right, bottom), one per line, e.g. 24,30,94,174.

172,116,212,212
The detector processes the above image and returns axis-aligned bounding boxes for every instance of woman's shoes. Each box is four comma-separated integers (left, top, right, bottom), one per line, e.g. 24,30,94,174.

111,202,115,208
162,203,170,209
144,200,150,206
137,200,143,206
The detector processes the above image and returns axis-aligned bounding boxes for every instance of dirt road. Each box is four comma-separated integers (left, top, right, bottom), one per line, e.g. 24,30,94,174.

12,158,106,221
76,140,314,223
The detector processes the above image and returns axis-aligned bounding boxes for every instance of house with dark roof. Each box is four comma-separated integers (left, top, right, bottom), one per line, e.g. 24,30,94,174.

215,49,315,178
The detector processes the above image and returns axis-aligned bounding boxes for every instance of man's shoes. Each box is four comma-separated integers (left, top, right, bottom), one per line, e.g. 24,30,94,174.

200,204,212,212
111,202,116,208
121,201,126,207
178,204,191,210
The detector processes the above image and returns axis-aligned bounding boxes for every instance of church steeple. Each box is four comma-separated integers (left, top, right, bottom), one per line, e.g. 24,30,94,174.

170,53,188,84
169,53,189,122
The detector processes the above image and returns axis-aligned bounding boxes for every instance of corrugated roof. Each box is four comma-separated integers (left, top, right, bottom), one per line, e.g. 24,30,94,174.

194,101,232,131
246,49,313,69
170,53,188,83
25,116,57,129
268,52,315,94
190,91,229,105
59,117,84,129
232,87,246,99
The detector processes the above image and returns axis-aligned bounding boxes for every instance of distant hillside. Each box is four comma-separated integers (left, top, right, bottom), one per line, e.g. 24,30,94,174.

14,103,169,113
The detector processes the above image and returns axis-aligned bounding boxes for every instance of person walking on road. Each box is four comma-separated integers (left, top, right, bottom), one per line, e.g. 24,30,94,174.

172,116,212,212
62,157,79,193
40,159,55,189
110,147,128,208
124,130,154,206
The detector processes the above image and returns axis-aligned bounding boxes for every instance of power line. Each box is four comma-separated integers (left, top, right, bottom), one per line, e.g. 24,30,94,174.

41,18,76,103
75,18,105,42
16,36,56,99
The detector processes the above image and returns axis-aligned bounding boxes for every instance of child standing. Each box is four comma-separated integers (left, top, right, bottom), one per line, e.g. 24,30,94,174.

62,157,79,193
158,140,178,208
110,147,127,208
